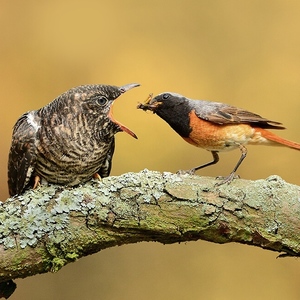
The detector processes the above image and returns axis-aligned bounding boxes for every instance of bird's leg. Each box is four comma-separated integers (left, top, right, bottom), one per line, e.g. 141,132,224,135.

93,173,102,181
177,151,219,175
32,175,41,189
215,144,247,186
194,151,220,171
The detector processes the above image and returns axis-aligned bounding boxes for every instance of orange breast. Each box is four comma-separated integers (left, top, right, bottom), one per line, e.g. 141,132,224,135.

183,110,256,151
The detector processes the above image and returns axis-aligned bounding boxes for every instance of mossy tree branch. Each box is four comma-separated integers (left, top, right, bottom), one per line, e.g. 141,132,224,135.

1,169,300,295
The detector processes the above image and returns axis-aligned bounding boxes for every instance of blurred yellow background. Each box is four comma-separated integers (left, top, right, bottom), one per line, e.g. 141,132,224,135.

1,1,300,299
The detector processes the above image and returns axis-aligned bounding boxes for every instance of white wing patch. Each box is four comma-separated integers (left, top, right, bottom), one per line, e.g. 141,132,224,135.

27,111,40,131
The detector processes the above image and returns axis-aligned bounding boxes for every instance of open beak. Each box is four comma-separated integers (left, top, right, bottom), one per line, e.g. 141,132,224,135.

119,83,140,93
108,83,140,139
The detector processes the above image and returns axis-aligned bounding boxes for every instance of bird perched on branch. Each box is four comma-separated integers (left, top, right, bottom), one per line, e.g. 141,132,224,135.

8,83,140,196
138,92,300,185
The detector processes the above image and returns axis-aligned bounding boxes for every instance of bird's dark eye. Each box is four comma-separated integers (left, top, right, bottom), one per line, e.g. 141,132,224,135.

162,93,170,99
96,96,108,106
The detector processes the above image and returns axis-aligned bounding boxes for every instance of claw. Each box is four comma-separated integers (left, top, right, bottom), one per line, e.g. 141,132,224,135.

214,173,240,186
93,173,101,181
176,168,196,176
33,175,41,189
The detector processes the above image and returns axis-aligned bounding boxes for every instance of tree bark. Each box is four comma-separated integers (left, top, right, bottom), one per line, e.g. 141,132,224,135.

1,170,300,293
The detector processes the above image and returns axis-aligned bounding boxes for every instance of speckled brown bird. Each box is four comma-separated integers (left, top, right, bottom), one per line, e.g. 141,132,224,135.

138,92,300,185
8,83,139,196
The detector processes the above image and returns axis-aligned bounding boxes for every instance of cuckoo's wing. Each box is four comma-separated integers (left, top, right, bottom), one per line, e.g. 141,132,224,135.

8,112,38,196
192,100,285,130
97,137,115,178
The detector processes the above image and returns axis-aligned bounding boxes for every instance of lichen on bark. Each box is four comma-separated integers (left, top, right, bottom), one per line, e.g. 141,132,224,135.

1,170,300,287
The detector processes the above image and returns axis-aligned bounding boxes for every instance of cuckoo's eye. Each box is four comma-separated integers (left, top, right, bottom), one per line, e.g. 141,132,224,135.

96,96,108,106
162,93,170,100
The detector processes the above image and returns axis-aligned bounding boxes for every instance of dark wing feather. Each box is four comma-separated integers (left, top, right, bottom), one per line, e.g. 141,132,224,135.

8,113,38,196
192,101,285,129
98,137,115,178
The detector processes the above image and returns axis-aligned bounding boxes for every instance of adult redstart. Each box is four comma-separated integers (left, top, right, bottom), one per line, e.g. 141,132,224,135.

138,92,300,185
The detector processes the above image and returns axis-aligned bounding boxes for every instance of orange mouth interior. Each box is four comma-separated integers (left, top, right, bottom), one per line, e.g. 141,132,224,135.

108,102,137,139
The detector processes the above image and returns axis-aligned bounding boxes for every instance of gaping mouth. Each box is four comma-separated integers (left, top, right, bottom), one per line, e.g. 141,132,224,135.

108,103,137,139
108,83,140,139
137,93,162,112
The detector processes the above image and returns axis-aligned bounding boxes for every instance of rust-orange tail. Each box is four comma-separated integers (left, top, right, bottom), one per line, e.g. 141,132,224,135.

255,128,300,150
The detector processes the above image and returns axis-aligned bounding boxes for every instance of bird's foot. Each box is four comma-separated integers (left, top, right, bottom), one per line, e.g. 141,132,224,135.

32,176,49,190
215,173,240,186
93,173,102,181
32,175,41,189
176,168,196,176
